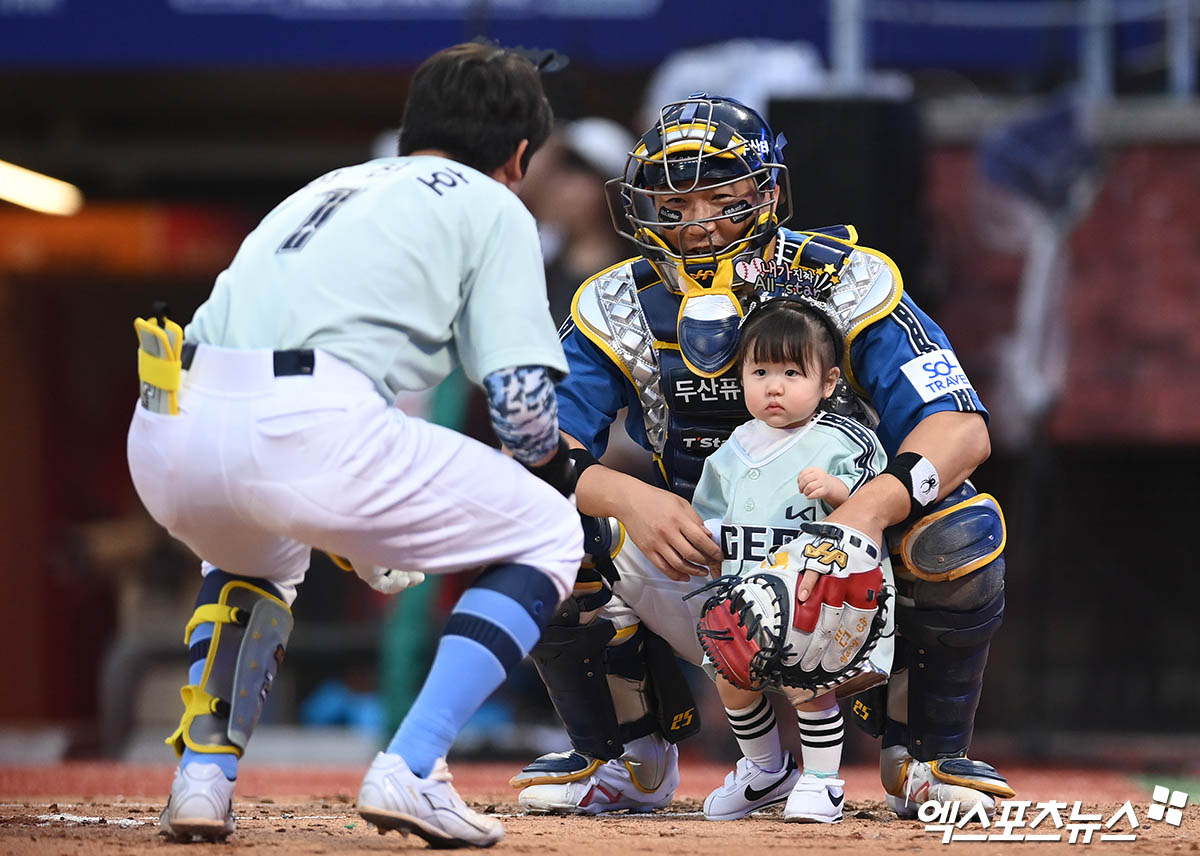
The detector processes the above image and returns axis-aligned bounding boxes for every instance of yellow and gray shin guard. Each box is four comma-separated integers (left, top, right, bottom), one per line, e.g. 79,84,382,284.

167,577,294,759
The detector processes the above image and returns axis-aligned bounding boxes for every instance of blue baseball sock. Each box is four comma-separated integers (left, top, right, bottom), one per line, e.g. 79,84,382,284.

179,622,239,781
386,564,557,777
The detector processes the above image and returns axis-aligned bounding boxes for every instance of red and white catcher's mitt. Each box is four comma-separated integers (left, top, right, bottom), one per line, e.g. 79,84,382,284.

691,522,889,695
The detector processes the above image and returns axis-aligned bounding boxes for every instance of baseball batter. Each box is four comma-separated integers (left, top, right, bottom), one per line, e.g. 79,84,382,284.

126,42,582,849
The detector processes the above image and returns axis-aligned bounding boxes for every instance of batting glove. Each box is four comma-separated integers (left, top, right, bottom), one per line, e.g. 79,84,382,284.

354,563,426,594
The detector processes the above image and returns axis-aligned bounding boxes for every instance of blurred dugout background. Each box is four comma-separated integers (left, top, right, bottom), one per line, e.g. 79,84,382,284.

1,0,1198,777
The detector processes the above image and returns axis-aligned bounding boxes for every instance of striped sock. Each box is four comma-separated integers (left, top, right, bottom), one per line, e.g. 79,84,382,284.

725,696,783,772
386,564,556,777
797,703,844,777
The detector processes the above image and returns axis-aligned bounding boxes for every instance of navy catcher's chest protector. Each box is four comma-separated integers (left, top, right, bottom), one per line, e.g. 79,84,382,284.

636,266,749,498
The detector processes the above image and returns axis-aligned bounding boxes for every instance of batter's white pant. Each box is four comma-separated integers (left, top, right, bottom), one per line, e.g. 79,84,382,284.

127,345,583,606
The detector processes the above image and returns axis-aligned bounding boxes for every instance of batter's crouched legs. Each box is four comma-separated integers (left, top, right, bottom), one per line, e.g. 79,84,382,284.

513,520,701,814
161,570,294,841
357,560,570,848
875,485,1016,818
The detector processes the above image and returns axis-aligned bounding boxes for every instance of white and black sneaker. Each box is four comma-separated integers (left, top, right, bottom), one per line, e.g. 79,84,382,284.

703,752,800,821
784,772,845,823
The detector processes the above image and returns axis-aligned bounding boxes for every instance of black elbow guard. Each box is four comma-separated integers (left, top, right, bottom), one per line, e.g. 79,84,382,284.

526,437,577,498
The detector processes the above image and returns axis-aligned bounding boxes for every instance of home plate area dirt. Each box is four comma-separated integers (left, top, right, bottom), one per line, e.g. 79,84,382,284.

1,762,1196,855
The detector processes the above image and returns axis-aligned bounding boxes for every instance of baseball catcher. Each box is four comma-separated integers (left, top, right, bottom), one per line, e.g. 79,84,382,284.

511,92,1013,821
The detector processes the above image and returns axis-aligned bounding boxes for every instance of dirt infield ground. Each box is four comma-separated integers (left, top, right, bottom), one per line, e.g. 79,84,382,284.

2,762,1196,855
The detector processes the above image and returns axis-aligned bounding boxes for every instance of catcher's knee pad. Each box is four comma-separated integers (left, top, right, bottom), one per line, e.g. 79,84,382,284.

894,483,1005,583
580,515,623,585
167,570,293,758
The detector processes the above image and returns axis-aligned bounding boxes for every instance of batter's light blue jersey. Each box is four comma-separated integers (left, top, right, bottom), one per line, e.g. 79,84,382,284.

187,155,567,401
692,411,887,577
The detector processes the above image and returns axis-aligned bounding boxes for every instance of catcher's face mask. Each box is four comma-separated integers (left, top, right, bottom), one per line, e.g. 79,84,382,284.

606,94,793,379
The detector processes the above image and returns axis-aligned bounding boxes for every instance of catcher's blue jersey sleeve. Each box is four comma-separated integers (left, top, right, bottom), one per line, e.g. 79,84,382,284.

556,324,651,457
851,294,988,455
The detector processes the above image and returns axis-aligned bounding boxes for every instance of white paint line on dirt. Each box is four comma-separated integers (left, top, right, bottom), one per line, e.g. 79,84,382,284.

37,813,147,827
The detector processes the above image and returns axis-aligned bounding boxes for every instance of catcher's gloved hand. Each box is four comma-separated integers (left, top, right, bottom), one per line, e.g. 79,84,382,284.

328,552,426,594
692,521,888,695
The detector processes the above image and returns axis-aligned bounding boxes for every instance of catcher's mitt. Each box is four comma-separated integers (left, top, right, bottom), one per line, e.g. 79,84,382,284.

690,522,890,696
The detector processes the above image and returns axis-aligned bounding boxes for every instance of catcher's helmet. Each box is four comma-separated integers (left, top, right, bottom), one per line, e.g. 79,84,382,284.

607,94,792,283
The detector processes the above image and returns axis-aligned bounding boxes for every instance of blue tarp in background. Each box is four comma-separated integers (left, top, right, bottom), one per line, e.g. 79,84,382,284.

0,0,1159,71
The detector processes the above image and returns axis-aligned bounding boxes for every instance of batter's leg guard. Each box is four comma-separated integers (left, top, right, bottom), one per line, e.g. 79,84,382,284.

166,570,293,760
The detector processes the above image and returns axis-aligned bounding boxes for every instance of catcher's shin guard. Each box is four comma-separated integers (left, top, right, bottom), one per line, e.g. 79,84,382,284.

526,574,700,769
608,623,701,745
528,588,625,762
887,483,1007,761
167,571,293,758
899,582,1004,759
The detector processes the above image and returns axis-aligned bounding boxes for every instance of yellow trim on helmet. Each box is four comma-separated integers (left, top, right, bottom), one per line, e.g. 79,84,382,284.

632,121,750,162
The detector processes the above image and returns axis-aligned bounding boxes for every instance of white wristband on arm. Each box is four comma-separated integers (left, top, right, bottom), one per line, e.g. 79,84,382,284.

881,451,941,524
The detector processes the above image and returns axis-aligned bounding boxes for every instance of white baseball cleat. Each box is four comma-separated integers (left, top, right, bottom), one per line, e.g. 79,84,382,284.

357,752,503,848
880,745,1014,820
703,752,800,820
518,738,678,815
784,773,846,823
160,762,236,841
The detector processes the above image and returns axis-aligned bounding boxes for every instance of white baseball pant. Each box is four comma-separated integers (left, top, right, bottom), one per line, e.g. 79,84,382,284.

127,345,582,606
